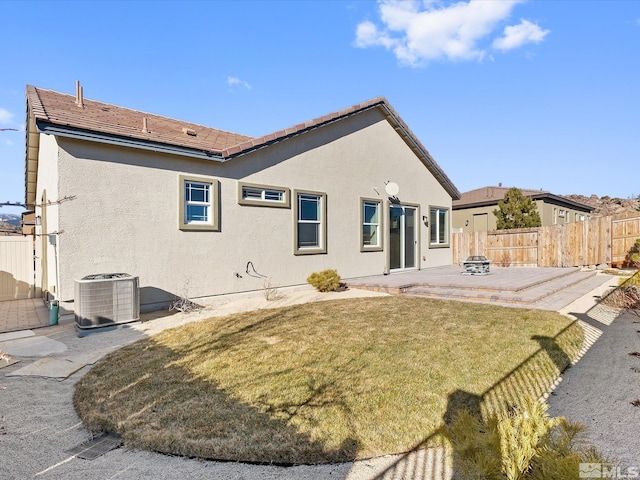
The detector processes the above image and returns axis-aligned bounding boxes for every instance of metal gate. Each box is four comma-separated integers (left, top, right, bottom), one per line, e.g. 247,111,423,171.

0,236,35,301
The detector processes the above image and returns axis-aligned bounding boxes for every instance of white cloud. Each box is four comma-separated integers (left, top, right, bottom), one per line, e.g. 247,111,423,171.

0,107,14,125
227,76,252,90
355,0,548,66
493,19,550,50
355,20,398,50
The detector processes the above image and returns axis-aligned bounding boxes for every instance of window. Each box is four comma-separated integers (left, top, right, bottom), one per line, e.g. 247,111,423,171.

238,182,290,208
558,209,565,218
294,190,326,254
360,198,382,251
185,182,210,222
553,208,558,224
429,206,449,247
178,174,219,231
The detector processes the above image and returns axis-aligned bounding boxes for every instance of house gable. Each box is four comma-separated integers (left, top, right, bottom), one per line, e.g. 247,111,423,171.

25,84,460,209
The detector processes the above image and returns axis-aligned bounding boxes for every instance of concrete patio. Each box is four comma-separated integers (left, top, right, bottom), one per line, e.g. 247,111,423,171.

346,265,614,310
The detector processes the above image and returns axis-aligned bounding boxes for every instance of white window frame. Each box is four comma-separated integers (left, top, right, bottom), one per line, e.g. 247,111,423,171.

293,190,326,255
429,206,450,248
237,182,290,208
360,197,383,252
178,174,219,231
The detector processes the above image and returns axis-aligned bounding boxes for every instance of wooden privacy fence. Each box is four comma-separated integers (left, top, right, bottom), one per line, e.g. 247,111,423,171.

612,216,640,267
0,236,35,301
452,215,640,268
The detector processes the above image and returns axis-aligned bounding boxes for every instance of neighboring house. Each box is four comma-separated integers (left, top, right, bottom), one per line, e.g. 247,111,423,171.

452,186,594,233
21,211,36,236
24,83,460,315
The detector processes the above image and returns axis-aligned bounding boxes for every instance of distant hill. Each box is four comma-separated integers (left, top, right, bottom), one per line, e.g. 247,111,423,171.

0,213,21,227
0,214,22,234
564,195,640,218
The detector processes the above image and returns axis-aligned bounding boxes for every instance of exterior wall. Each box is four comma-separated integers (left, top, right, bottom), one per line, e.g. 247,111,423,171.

34,134,60,299
452,204,497,233
50,109,453,311
453,199,590,234
539,201,590,226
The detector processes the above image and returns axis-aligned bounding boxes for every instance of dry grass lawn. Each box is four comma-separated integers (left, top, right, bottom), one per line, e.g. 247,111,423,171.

74,296,583,464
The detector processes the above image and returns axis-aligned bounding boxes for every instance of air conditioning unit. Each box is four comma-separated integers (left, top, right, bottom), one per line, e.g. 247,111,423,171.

74,273,140,334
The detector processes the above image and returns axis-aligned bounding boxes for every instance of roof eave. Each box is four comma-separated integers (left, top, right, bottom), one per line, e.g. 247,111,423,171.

36,121,225,162
24,102,39,209
530,193,594,212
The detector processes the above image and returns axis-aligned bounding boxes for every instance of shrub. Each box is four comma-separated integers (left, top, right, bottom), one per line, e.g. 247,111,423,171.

627,238,640,269
447,396,608,480
307,269,341,292
604,272,640,316
627,272,640,288
262,278,283,301
498,252,512,267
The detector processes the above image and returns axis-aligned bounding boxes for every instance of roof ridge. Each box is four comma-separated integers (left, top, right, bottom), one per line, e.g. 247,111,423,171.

463,185,551,194
222,96,390,156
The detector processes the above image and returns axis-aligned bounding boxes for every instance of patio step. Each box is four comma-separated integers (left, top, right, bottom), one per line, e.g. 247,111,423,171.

404,269,599,308
411,267,583,294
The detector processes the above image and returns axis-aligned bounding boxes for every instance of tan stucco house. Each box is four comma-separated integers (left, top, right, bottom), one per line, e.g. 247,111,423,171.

452,186,594,233
24,83,460,315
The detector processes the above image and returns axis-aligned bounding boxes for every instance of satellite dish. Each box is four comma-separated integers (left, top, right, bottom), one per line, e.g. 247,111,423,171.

385,182,399,196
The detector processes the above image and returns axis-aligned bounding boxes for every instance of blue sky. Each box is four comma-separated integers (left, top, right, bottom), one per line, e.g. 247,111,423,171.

1,0,639,216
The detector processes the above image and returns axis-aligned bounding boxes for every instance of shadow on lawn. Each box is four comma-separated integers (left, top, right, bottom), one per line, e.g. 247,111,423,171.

367,319,589,480
74,322,361,465
75,303,597,478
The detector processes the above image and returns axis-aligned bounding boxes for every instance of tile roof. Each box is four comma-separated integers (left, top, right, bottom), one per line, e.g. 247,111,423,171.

454,186,548,206
453,186,593,211
25,84,460,199
26,86,253,155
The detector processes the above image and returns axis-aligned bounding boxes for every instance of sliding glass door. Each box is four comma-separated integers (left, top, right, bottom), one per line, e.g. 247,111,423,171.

389,205,417,270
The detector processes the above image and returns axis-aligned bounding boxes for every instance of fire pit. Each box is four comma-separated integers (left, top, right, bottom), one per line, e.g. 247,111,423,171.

461,255,491,275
